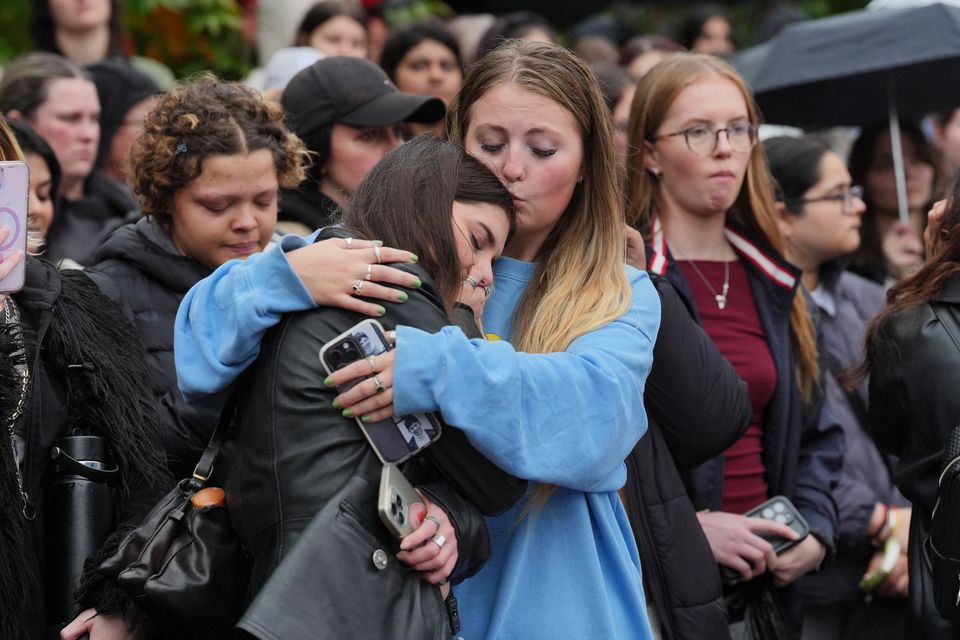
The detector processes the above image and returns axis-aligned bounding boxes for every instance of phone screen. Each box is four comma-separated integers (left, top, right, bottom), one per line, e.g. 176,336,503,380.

0,162,30,293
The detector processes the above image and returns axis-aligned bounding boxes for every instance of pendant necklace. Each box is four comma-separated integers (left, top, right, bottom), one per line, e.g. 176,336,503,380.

686,259,730,310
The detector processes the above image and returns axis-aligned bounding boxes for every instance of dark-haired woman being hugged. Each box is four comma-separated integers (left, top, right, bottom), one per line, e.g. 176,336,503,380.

862,179,960,639
625,53,842,632
210,135,524,640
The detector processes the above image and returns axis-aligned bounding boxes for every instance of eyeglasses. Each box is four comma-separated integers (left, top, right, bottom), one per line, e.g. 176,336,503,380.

794,185,864,215
648,121,758,157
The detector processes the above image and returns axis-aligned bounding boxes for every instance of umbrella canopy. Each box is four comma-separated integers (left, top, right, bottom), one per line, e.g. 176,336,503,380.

736,2,960,128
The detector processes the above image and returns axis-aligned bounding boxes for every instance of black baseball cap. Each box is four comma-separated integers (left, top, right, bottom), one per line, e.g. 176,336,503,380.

281,57,445,139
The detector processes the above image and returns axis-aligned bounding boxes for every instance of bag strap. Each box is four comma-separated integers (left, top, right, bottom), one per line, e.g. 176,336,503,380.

189,394,239,491
930,304,960,476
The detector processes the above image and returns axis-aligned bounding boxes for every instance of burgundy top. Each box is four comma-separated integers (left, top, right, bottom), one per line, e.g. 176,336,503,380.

678,259,777,514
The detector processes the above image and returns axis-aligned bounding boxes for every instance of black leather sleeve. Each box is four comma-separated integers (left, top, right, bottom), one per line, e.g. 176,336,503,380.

644,276,752,469
377,266,527,516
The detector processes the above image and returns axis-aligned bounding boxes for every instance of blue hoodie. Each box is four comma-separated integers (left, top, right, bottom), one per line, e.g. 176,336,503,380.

174,234,660,639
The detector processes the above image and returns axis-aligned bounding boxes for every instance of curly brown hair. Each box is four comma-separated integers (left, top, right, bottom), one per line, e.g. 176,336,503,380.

129,74,308,227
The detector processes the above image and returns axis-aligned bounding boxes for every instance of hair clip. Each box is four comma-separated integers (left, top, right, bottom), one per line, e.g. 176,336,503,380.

175,142,188,156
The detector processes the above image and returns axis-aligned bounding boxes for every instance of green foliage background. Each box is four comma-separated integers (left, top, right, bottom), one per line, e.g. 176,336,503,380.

0,0,868,77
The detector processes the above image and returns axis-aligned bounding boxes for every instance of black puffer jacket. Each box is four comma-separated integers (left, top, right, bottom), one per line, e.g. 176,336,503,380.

87,218,217,477
868,273,960,639
231,229,526,640
622,276,751,640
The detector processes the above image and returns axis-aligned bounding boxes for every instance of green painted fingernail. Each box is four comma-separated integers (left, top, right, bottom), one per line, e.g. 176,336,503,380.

342,409,353,418
332,399,341,409
372,240,384,246
410,254,419,263
362,415,372,423
324,376,333,387
397,292,408,302
411,278,422,288
377,306,387,316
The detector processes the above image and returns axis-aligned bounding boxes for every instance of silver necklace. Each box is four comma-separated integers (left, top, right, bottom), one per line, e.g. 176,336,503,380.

686,260,730,310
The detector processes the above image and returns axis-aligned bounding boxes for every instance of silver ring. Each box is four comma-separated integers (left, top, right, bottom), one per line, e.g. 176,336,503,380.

345,237,353,248
424,514,442,532
373,375,386,393
366,355,376,374
373,245,382,264
431,533,446,550
365,263,373,281
483,285,492,297
352,280,364,294
464,275,479,289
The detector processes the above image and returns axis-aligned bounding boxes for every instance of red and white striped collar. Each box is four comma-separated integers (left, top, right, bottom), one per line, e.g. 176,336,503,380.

648,217,797,290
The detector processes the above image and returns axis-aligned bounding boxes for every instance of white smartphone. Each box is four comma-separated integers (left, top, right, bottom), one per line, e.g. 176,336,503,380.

319,319,442,465
378,463,425,539
0,162,29,293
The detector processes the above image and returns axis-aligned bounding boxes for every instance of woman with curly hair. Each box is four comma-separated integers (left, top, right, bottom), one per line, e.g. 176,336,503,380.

80,74,308,479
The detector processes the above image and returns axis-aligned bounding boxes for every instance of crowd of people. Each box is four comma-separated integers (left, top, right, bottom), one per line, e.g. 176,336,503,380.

2,1,960,639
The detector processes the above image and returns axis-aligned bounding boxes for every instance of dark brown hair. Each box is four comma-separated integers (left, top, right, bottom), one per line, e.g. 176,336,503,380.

294,0,366,46
129,74,308,227
31,0,124,59
341,135,514,312
847,120,938,279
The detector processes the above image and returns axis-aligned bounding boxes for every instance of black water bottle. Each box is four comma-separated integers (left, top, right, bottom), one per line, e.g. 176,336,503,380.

43,434,118,634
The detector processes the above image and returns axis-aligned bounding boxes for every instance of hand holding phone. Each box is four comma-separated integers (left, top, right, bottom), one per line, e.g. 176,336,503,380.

319,319,441,465
744,496,810,555
713,496,809,586
0,162,30,294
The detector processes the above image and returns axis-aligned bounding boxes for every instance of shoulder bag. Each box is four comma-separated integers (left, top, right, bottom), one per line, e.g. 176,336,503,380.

97,396,248,639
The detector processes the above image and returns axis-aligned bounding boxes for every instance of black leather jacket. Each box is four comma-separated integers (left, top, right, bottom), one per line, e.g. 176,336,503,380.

869,273,960,639
229,231,526,640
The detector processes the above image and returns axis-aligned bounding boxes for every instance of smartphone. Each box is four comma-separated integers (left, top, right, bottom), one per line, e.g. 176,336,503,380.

319,319,441,465
720,495,811,586
744,495,810,555
0,162,29,293
378,463,425,539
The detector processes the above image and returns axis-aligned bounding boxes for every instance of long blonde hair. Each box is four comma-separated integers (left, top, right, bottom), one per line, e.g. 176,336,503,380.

624,54,819,402
448,41,632,503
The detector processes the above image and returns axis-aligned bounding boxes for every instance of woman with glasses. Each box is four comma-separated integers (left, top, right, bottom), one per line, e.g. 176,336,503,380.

625,54,841,632
766,135,911,640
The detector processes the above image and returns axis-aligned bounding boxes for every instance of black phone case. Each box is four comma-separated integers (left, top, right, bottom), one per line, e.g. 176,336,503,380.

745,495,810,554
720,495,811,586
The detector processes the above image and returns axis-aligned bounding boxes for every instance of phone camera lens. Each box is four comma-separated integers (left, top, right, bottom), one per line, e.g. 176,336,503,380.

398,511,404,524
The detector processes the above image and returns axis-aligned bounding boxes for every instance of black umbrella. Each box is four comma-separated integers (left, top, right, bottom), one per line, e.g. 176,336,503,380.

735,2,960,221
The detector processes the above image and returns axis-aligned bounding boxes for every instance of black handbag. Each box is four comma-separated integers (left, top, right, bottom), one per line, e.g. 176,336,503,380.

927,304,960,622
97,397,248,639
